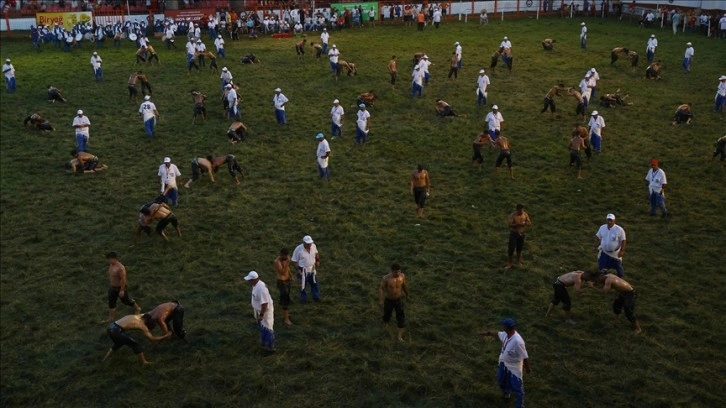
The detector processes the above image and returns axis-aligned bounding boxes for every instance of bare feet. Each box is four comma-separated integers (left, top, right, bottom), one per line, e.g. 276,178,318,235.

285,319,293,326
504,264,512,270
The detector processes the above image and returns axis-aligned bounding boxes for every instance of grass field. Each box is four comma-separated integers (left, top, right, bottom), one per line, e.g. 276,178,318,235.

1,15,725,408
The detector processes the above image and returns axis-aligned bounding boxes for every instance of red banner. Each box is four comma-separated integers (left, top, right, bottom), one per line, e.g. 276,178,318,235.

164,8,216,22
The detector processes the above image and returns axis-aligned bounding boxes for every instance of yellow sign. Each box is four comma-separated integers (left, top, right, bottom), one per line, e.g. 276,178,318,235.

36,12,93,31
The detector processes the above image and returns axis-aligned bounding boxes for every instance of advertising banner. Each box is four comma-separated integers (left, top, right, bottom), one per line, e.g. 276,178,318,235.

36,11,93,30
330,2,380,17
164,8,216,22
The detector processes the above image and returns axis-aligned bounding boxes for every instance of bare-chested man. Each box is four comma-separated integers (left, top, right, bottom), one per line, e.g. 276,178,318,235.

295,37,307,60
645,60,662,80
356,91,377,107
209,154,243,185
128,71,141,101
24,113,54,132
311,42,323,60
274,248,294,325
568,132,586,179
542,38,555,50
183,156,214,188
134,199,181,244
494,134,514,179
191,90,207,124
582,271,642,334
567,87,586,122
227,121,248,144
541,83,566,119
103,251,141,322
673,103,693,125
388,55,397,89
103,313,171,365
610,47,629,65
137,71,152,96
410,164,431,218
68,150,108,173
197,50,218,72
505,204,531,269
545,271,593,323
143,301,187,339
573,123,591,160
378,263,410,342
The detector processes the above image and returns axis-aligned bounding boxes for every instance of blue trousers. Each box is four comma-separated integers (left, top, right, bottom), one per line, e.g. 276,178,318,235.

217,48,225,58
144,117,156,138
6,76,16,93
496,362,524,408
411,82,422,97
715,94,725,112
477,90,487,106
330,61,338,73
229,105,240,121
318,164,330,180
322,43,328,54
258,321,275,350
590,132,601,152
356,126,368,144
331,123,342,137
581,37,587,49
94,67,103,82
598,252,624,277
298,271,320,302
164,188,178,206
646,49,654,64
275,108,286,124
682,57,691,72
76,134,88,152
649,191,667,216
424,72,430,84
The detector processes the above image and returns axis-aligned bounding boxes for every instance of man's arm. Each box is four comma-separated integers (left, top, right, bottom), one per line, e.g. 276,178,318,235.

141,323,171,341
401,276,410,300
618,240,626,258
118,265,127,297
478,329,500,339
257,302,269,320
523,358,531,374
378,278,386,307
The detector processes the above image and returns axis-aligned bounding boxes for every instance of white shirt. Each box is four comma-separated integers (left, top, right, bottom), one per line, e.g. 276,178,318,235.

646,37,658,52
412,69,424,86
720,16,726,30
645,168,667,194
579,78,589,95
186,41,195,54
455,44,462,61
2,62,14,79
291,243,318,273
433,10,441,22
250,280,274,315
330,105,344,126
717,81,726,97
164,27,175,39
420,59,431,73
499,39,512,49
317,139,331,168
195,42,206,52
72,115,91,136
226,89,238,106
320,31,329,44
595,223,626,259
273,93,288,110
588,115,605,136
497,331,528,380
589,70,600,82
158,163,181,188
369,9,375,18
90,55,102,69
580,25,587,39
356,109,370,132
138,101,157,121
485,111,503,131
214,37,224,50
328,48,340,63
684,46,694,59
220,70,233,83
477,74,490,93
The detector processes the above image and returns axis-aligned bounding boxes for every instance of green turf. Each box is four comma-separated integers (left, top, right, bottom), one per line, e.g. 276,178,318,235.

1,16,725,408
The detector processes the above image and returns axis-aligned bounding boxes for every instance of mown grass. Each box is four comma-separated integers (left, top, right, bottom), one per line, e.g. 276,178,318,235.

1,16,725,407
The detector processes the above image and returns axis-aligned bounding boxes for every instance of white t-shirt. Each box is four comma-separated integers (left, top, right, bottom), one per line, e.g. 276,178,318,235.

251,280,273,312
684,46,694,59
420,59,431,73
72,115,91,136
220,71,233,82
320,31,329,44
645,168,667,194
330,105,344,126
588,115,605,136
478,74,490,93
274,93,288,110
500,40,512,49
158,163,181,188
139,101,157,121
595,224,626,258
485,111,503,131
214,37,224,50
90,55,102,69
291,243,318,273
646,38,658,52
186,41,196,54
497,331,529,380
581,25,587,39
717,81,726,97
2,63,15,79
226,89,238,106
356,109,370,133
412,69,424,86
328,48,340,63
317,139,331,168
455,44,462,60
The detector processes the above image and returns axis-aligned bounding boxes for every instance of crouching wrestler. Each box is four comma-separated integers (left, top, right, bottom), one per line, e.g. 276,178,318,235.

67,150,108,173
227,121,248,143
102,313,171,365
24,113,55,131
143,301,187,340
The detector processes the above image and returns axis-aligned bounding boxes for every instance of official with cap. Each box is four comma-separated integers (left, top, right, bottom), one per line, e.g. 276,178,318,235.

480,318,531,408
72,109,91,152
243,271,276,355
330,99,344,138
291,235,321,302
594,213,627,277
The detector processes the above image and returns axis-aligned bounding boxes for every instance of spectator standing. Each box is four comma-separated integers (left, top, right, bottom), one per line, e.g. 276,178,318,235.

316,133,331,181
715,75,726,112
90,51,103,81
273,87,288,125
645,159,668,217
138,95,159,139
355,103,370,144
243,271,276,355
646,34,658,64
682,42,694,73
477,69,490,107
2,58,15,93
588,110,605,153
291,235,321,303
72,109,91,152
580,22,587,49
158,157,182,206
594,213,626,277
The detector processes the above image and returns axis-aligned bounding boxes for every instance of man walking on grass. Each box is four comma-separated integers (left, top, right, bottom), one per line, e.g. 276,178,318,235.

480,318,531,408
378,263,409,343
102,251,141,323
